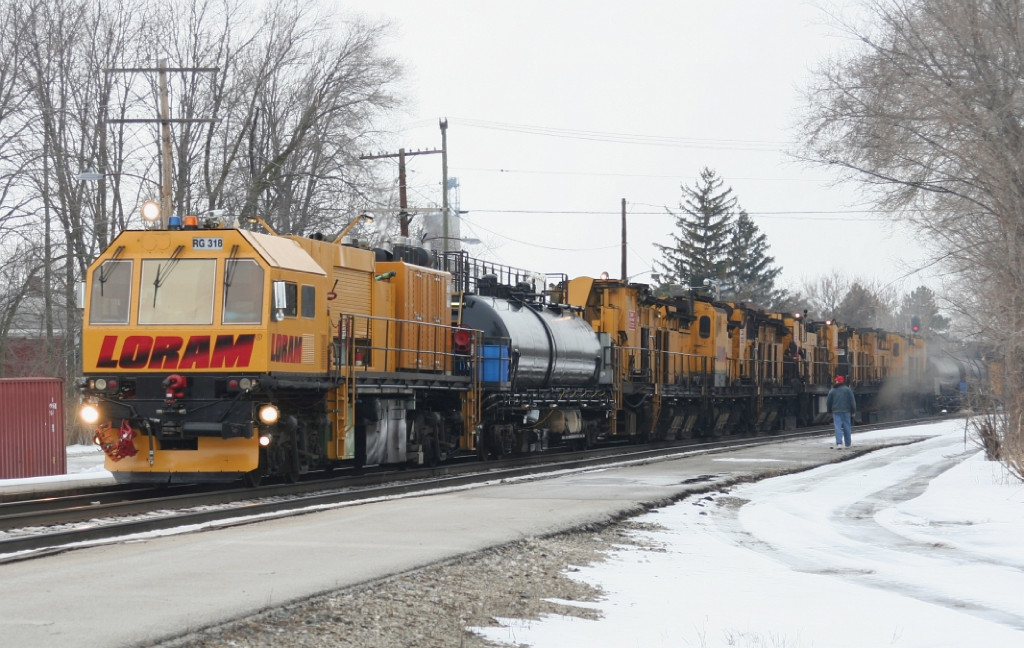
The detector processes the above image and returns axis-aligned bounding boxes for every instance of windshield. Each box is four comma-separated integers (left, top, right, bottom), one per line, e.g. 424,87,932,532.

89,259,133,324
223,258,264,324
138,258,216,325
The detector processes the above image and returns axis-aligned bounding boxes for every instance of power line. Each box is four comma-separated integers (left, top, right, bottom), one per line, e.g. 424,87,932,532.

455,166,825,183
446,117,788,151
462,216,620,252
466,208,892,221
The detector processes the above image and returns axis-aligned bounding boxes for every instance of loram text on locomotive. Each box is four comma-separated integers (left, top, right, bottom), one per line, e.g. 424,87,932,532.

94,334,256,370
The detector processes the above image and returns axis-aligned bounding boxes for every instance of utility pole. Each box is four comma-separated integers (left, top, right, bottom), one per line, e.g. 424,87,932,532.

107,60,219,229
440,118,449,254
360,146,442,237
621,198,628,281
159,60,173,225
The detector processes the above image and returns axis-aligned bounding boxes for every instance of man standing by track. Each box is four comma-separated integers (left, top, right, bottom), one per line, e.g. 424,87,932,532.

826,376,856,448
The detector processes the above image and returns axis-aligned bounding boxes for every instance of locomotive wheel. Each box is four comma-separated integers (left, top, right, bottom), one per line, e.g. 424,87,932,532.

245,448,268,487
413,413,444,467
629,430,650,444
423,432,441,467
283,441,301,483
475,432,491,461
265,439,299,483
477,429,503,460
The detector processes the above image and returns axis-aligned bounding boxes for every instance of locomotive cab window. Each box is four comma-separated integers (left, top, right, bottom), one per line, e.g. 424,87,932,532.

301,284,316,318
223,259,264,324
272,280,298,320
139,258,216,325
893,342,900,358
89,259,133,324
699,315,712,339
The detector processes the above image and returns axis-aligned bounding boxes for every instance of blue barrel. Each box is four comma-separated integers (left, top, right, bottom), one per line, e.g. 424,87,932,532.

479,344,510,383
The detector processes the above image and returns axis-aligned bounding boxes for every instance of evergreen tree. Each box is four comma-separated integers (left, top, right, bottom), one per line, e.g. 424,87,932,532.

899,286,949,337
723,210,782,305
654,168,734,289
836,282,888,328
770,288,812,319
654,169,784,305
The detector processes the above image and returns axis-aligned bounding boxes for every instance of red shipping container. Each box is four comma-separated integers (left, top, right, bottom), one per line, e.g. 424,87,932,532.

0,378,66,479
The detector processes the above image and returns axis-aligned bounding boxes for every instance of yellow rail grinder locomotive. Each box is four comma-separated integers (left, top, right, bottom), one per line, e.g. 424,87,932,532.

80,218,477,484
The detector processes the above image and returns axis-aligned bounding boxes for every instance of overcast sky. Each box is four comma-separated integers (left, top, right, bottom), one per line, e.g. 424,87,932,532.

344,0,935,296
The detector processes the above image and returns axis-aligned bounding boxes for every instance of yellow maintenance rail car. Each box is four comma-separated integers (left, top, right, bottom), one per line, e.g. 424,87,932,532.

80,221,478,484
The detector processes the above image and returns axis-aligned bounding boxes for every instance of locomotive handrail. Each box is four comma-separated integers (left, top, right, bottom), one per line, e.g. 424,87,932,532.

616,344,715,392
613,338,916,392
330,310,481,376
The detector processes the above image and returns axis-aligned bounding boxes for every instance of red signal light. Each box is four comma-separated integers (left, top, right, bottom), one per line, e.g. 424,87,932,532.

453,328,472,353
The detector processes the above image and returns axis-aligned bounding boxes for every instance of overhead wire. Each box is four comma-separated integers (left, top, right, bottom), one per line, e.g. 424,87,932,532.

446,117,788,151
387,118,887,224
459,214,620,252
464,208,891,221
381,117,895,264
456,166,828,182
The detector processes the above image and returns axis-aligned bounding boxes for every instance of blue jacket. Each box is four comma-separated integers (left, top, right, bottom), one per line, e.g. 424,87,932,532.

826,385,857,413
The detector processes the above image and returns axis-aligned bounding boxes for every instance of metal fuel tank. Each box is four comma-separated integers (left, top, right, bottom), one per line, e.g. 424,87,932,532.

459,294,601,388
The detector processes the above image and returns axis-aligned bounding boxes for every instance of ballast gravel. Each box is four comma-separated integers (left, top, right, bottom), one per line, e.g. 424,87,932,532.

155,518,671,648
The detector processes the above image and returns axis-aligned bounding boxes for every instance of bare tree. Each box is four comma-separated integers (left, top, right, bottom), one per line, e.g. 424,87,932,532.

800,270,850,320
0,0,405,440
133,0,402,235
6,0,153,394
798,0,1024,474
0,3,35,249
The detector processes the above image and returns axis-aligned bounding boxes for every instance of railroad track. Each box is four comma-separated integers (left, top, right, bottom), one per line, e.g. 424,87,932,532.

0,418,941,563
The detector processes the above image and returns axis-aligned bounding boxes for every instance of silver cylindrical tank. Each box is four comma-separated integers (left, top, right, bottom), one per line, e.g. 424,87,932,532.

460,295,600,388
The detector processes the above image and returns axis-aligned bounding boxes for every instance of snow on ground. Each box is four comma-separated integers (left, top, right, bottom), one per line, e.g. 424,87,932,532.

1,444,112,487
474,420,1024,648
65,444,111,477
0,444,111,490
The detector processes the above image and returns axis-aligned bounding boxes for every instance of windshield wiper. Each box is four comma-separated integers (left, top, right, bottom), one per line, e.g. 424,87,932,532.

151,245,185,307
97,246,125,297
223,244,240,302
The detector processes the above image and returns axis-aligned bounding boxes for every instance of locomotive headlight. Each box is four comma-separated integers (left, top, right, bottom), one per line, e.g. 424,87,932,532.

258,404,279,425
93,378,107,390
259,433,273,447
141,200,161,223
239,377,253,391
80,403,100,425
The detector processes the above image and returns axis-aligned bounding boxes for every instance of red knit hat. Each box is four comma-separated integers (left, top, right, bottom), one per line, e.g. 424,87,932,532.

835,375,845,384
